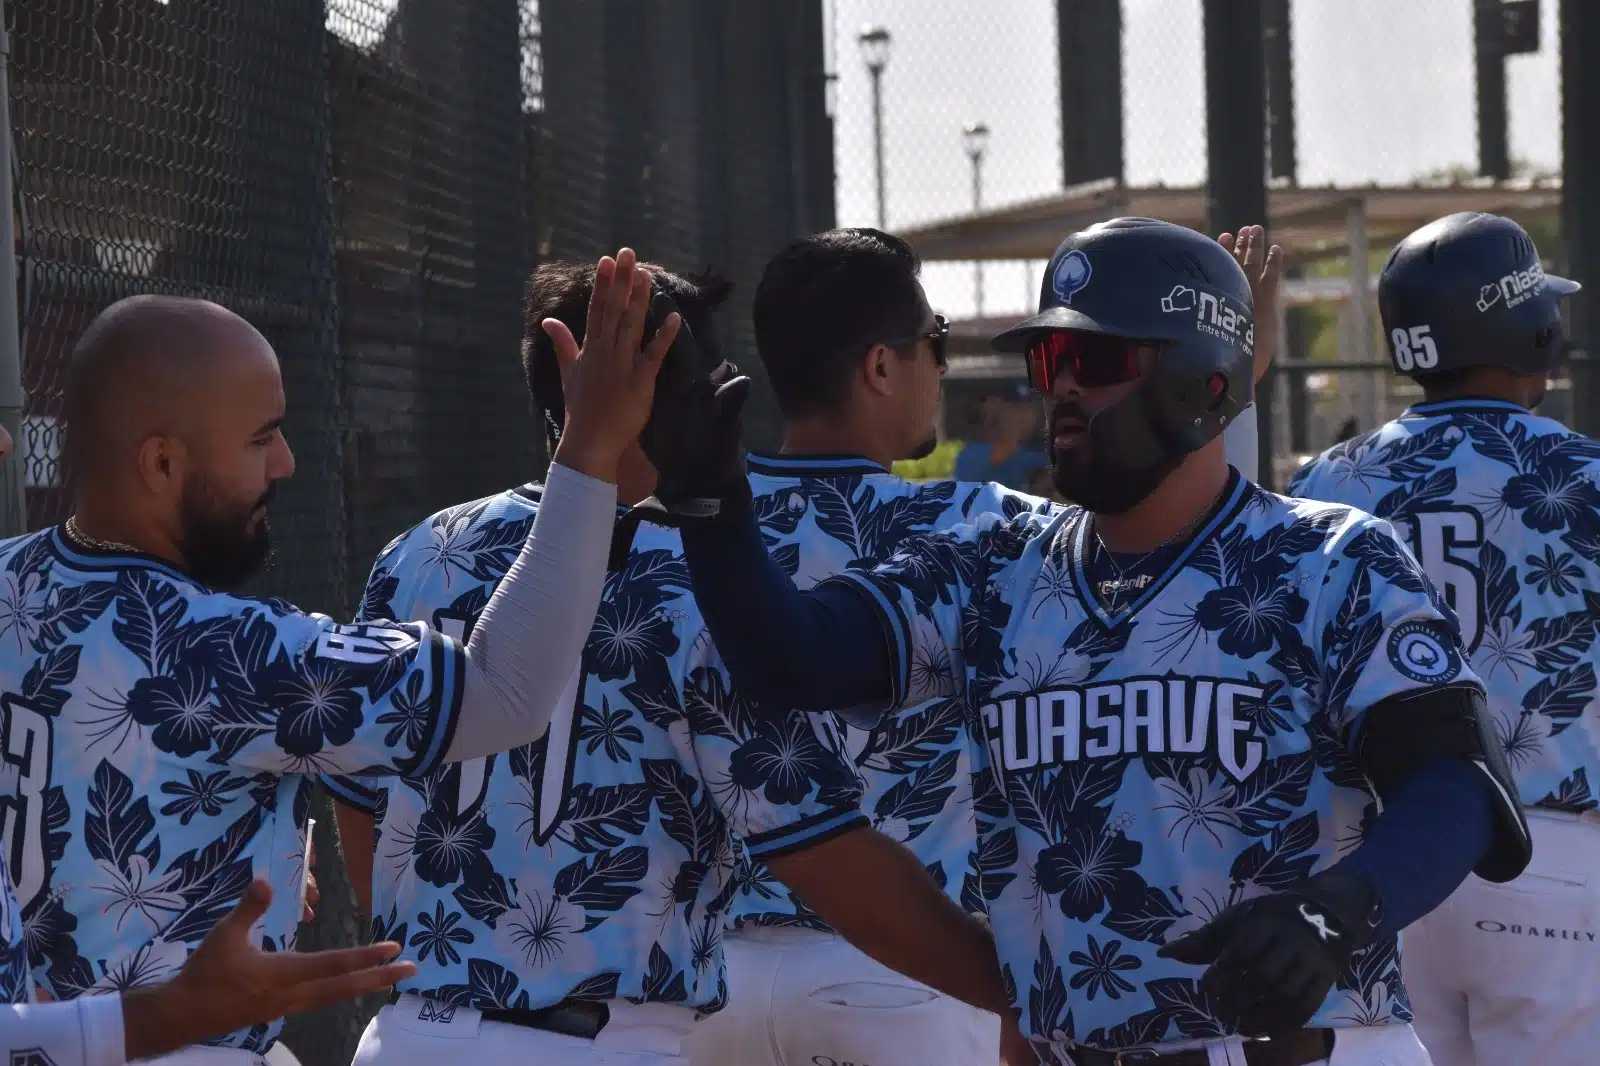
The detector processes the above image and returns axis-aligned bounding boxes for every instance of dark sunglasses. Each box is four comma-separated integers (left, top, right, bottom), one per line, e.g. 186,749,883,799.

882,314,950,367
1024,330,1156,393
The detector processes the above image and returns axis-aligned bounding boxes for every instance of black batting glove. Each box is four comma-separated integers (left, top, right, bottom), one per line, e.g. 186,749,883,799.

1156,868,1382,1038
609,293,753,568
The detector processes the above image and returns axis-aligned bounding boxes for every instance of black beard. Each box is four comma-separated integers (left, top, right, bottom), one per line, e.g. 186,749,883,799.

906,434,939,462
178,477,275,589
1048,401,1182,514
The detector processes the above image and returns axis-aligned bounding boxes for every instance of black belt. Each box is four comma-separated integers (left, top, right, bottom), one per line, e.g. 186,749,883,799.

1066,1029,1335,1066
390,991,610,1040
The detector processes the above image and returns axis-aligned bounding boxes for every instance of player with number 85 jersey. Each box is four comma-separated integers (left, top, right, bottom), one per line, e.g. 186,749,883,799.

1290,212,1600,1066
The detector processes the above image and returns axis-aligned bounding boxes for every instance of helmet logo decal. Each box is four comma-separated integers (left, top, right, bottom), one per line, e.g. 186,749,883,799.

1479,261,1547,312
1051,250,1092,304
1160,284,1197,313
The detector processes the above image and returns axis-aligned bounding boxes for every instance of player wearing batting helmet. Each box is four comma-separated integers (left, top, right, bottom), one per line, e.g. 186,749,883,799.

1290,212,1595,1066
327,254,1025,1066
644,216,1531,1066
682,226,1275,1066
0,280,652,1066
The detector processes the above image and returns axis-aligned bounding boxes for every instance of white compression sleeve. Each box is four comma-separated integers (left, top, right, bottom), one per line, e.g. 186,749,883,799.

446,461,616,762
1223,405,1259,481
1,994,126,1066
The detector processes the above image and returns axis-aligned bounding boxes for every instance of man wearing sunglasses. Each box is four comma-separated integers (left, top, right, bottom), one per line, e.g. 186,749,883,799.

681,228,1048,1066
644,216,1530,1066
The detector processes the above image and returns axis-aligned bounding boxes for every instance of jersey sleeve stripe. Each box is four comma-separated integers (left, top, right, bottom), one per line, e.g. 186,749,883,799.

816,571,911,710
321,774,382,814
398,627,466,778
742,806,869,859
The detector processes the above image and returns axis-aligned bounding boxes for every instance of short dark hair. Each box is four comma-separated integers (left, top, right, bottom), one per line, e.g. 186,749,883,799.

753,228,925,419
521,261,732,453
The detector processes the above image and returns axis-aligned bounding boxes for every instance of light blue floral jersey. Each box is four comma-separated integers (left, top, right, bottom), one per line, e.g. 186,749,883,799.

728,453,1056,930
324,485,865,1015
1289,398,1600,812
0,858,28,1003
818,471,1482,1054
0,528,464,1050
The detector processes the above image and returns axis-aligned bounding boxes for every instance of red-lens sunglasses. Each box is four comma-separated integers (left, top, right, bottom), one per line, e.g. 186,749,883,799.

1024,330,1157,393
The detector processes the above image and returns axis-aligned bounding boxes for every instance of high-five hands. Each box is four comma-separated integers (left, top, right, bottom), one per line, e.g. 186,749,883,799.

543,248,683,483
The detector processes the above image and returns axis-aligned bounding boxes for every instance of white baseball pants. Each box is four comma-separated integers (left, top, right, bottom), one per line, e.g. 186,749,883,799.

351,996,697,1066
1405,807,1600,1066
682,926,1000,1066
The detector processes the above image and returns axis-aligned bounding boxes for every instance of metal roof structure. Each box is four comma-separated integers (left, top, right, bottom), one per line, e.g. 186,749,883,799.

897,177,1565,267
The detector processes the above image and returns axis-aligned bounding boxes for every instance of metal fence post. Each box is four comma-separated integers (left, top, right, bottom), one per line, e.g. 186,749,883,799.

0,1,27,539
1564,0,1599,435
1203,0,1269,484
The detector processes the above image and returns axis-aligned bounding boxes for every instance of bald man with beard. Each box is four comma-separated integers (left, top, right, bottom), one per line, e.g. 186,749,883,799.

62,296,294,587
0,254,674,1066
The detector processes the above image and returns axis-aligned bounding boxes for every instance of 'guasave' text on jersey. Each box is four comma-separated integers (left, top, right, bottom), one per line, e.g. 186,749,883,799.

728,453,1055,930
1289,399,1600,813
324,485,865,1016
0,528,464,1051
818,471,1481,1055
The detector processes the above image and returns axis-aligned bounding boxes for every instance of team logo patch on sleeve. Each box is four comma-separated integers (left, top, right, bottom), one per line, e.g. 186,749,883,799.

1386,620,1462,684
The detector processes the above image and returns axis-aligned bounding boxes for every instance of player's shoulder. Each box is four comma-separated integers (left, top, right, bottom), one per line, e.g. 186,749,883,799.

922,491,1066,558
361,484,543,621
0,527,55,572
1241,482,1389,548
948,479,1060,523
377,485,541,570
1287,422,1399,493
1510,408,1600,466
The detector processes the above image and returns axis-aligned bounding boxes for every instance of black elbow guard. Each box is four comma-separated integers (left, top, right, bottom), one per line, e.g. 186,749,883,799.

1357,684,1532,883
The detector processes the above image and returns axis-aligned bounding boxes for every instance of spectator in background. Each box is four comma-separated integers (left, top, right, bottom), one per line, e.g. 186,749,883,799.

953,383,1048,490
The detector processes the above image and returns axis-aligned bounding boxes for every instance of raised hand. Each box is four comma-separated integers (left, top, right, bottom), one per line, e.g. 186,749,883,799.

543,248,683,481
1218,224,1284,385
120,879,416,1061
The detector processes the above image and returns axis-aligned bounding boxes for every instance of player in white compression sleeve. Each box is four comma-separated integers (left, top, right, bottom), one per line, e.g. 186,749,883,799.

4,252,671,1065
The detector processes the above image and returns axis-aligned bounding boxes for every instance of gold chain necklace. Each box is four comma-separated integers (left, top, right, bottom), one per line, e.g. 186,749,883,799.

1091,481,1230,615
63,516,140,554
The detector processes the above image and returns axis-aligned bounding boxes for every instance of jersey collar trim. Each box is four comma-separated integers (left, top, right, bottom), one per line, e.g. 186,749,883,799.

47,524,196,582
745,452,890,478
1063,468,1251,630
1404,398,1526,418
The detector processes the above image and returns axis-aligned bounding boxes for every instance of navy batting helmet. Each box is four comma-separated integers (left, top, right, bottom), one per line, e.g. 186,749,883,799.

1379,212,1579,380
992,217,1255,473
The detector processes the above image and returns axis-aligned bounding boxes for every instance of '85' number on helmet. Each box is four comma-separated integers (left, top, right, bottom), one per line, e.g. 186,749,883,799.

1390,324,1439,372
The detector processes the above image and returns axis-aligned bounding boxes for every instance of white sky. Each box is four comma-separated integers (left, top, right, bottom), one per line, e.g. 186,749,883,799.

825,0,1564,318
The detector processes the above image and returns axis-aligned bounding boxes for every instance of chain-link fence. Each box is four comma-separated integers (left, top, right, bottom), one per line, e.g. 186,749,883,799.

7,2,830,1064
834,0,1577,491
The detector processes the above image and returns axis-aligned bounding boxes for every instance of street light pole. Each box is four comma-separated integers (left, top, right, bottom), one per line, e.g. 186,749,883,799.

963,121,990,321
858,24,891,229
